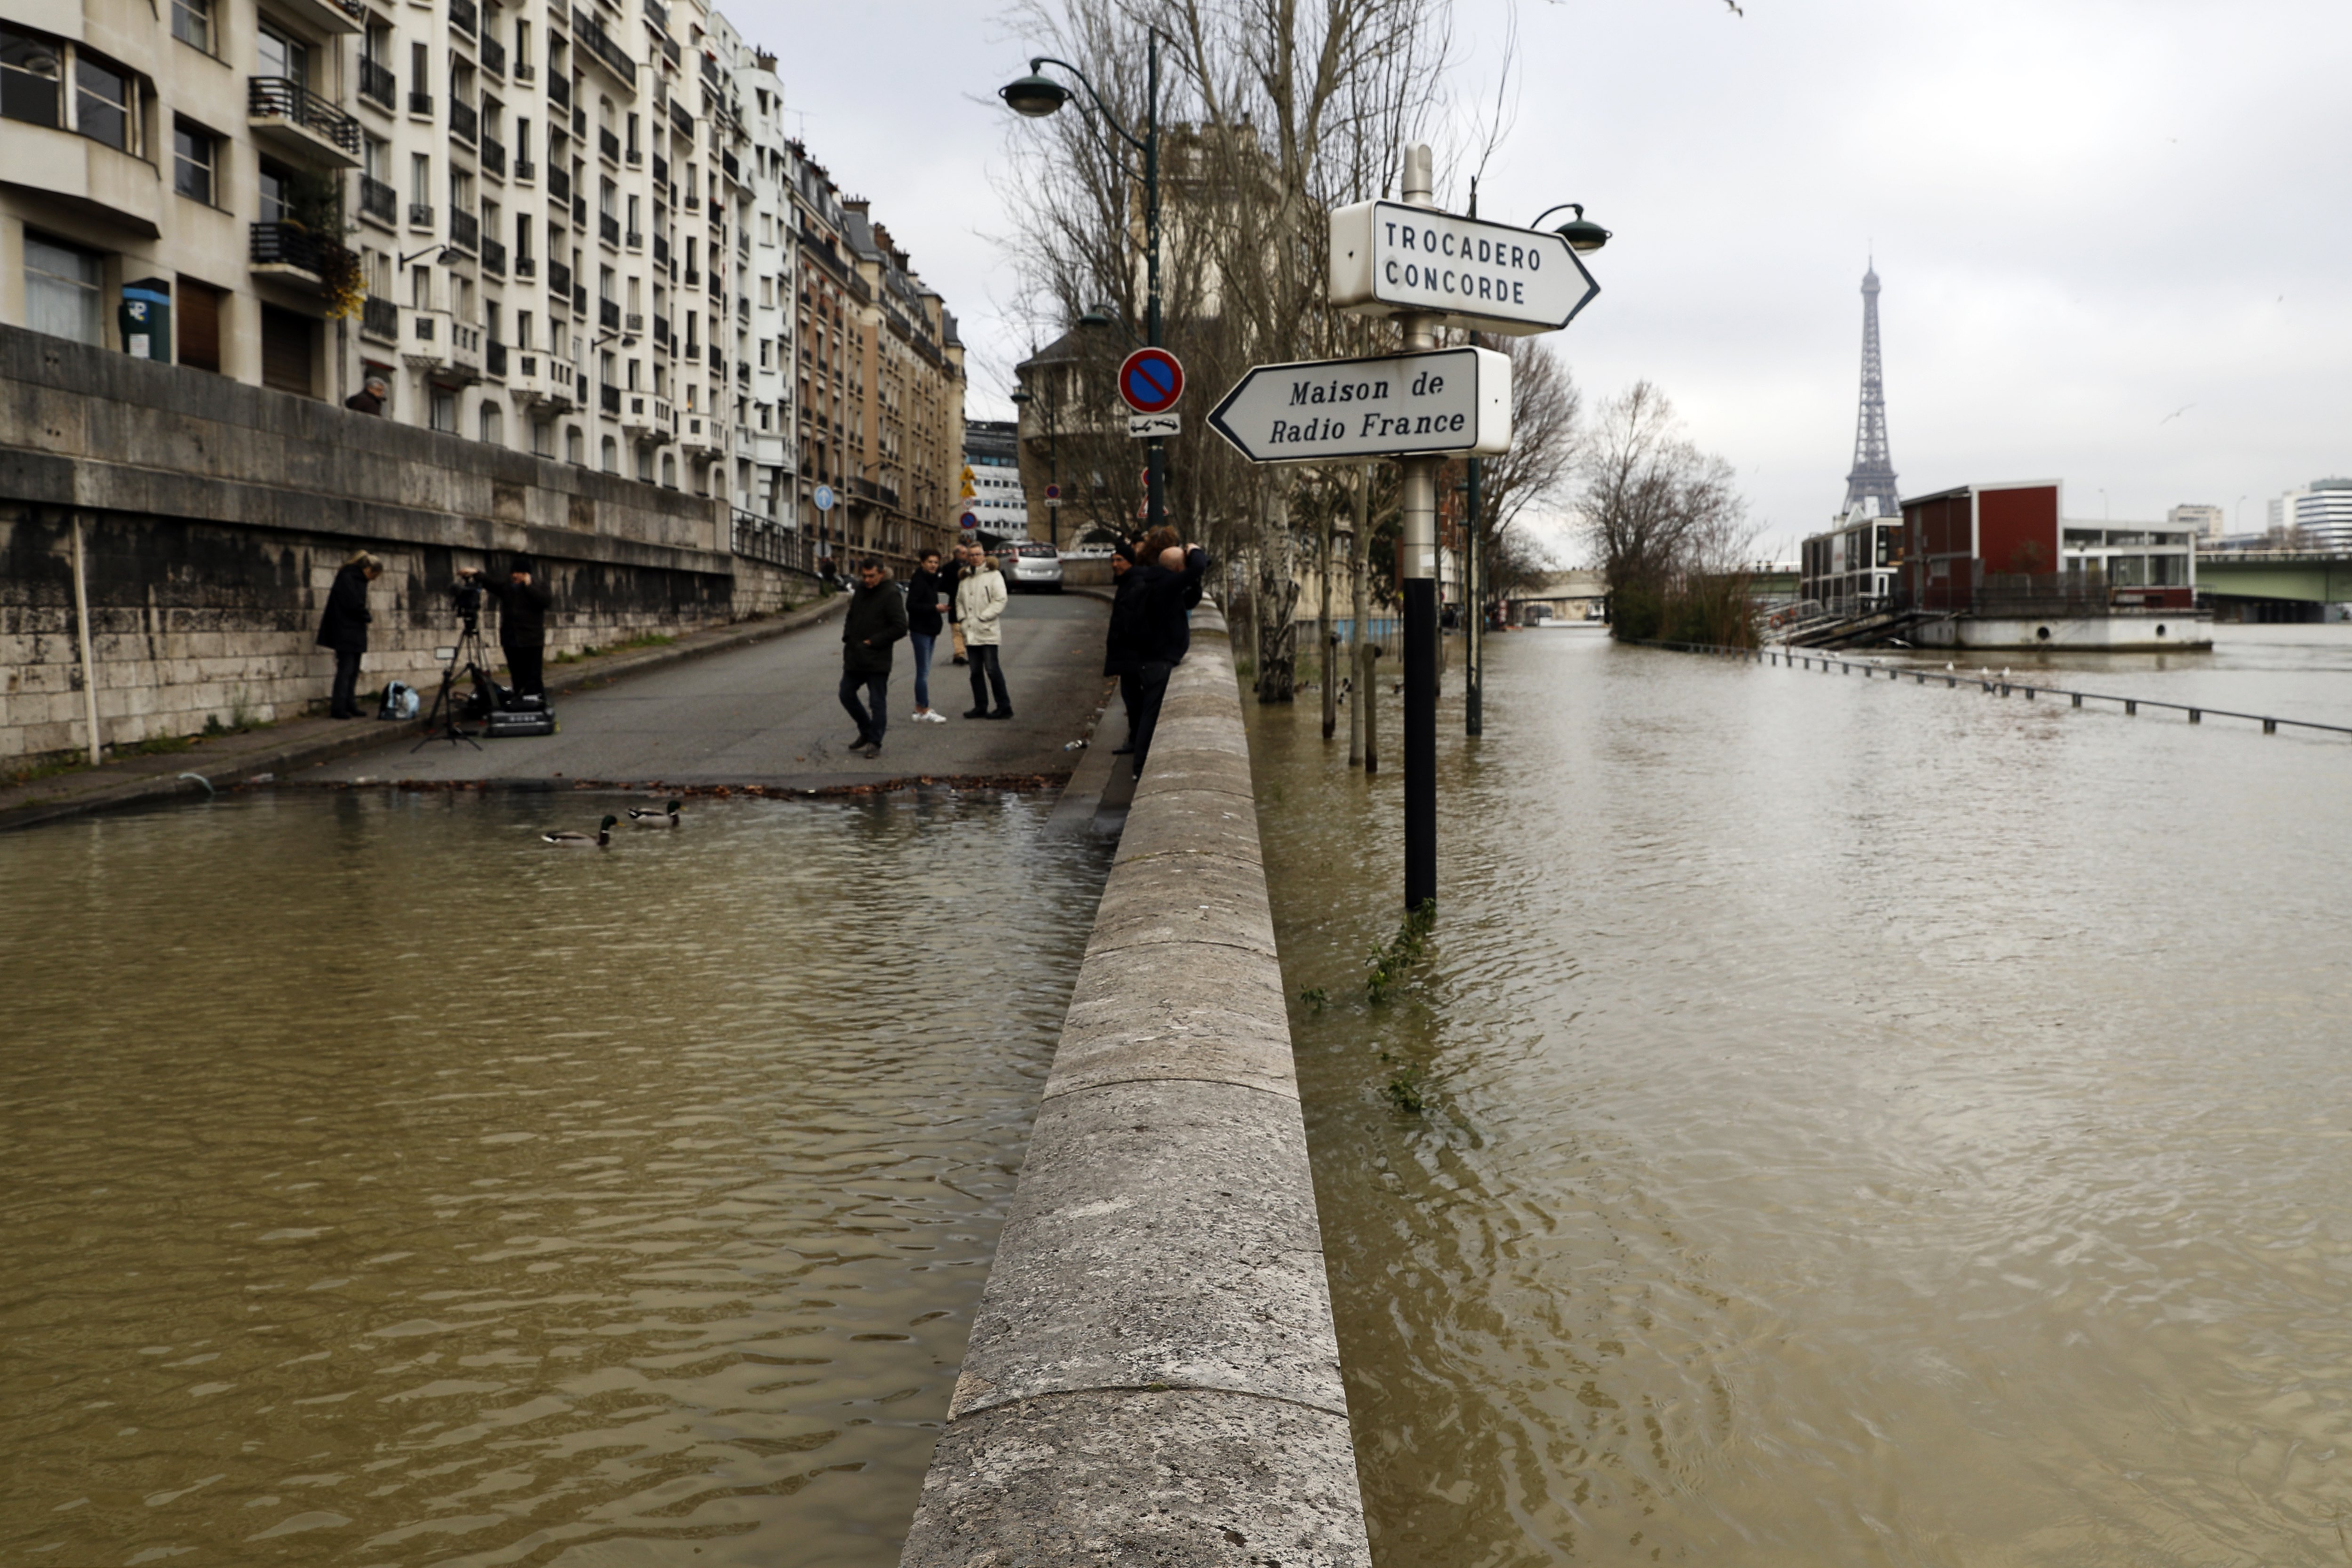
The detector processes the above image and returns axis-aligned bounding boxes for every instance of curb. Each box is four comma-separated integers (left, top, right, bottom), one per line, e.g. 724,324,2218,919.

0,595,846,834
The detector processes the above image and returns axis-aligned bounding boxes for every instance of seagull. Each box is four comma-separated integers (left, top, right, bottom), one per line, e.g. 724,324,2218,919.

2159,403,2194,425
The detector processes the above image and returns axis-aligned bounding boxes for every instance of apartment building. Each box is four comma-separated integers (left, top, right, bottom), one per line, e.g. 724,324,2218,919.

4,0,959,548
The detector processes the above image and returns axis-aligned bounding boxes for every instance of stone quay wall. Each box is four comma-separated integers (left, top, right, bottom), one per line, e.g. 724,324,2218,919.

0,326,804,763
901,606,1371,1567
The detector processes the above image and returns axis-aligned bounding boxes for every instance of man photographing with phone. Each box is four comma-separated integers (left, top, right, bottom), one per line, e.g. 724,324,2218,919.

459,553,553,702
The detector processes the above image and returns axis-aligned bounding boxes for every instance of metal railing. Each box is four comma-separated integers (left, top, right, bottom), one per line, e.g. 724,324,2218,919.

548,165,570,203
548,71,570,108
731,509,823,574
450,98,477,143
450,207,479,250
599,382,622,414
625,228,642,249
249,222,352,277
549,259,572,298
450,0,477,32
409,201,434,226
572,8,636,84
644,0,668,28
248,77,361,154
599,126,620,162
480,134,505,176
359,56,397,109
598,212,620,245
514,155,535,182
486,340,508,377
482,237,507,275
516,253,536,278
361,295,398,341
358,174,396,224
409,89,433,116
624,311,644,333
598,297,620,330
482,35,506,76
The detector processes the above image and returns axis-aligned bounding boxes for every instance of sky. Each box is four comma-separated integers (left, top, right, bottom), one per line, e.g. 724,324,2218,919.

724,0,2352,563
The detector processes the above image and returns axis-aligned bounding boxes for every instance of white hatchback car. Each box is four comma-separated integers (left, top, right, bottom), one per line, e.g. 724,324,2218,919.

998,541,1065,593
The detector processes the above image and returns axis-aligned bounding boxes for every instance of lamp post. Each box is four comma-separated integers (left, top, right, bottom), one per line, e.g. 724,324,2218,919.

1001,35,1165,538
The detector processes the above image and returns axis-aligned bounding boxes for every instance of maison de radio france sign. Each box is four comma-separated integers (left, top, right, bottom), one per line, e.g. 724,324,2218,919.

1206,345,1511,466
1327,200,1601,337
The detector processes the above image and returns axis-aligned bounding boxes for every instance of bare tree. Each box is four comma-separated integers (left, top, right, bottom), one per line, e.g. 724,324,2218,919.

1577,381,1754,643
1462,334,1580,602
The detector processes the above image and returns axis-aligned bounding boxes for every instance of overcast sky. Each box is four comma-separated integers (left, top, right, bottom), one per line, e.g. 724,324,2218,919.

725,0,2351,562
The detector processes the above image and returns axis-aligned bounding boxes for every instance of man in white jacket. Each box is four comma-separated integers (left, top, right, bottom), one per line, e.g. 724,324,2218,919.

955,549,1013,719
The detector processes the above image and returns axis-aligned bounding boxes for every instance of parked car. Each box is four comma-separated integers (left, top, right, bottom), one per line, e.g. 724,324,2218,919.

997,541,1065,593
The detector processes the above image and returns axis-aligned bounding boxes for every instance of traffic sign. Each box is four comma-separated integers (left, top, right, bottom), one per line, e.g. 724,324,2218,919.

1118,347,1185,414
1127,412,1179,439
813,484,835,512
1328,200,1599,337
959,511,978,529
1044,483,1062,509
1207,346,1510,466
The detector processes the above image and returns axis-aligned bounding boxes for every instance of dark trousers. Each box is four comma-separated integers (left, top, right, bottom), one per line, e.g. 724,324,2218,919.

1118,670,1143,740
503,640,545,699
967,645,1010,714
329,649,363,716
1131,659,1172,776
840,668,890,743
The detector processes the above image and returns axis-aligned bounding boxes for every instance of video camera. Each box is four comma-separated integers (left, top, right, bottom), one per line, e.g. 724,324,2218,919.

452,573,485,621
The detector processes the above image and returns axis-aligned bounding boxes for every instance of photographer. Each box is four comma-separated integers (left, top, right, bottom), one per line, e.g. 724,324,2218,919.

460,553,553,701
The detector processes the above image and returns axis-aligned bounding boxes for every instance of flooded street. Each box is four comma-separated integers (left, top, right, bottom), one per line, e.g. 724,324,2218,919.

0,790,1108,1566
1255,624,2352,1568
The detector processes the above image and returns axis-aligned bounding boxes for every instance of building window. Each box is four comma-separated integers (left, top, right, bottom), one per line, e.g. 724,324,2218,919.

256,23,306,91
25,232,104,346
429,388,457,432
478,402,503,446
173,119,215,203
636,446,652,482
600,435,617,473
171,0,213,52
532,420,553,457
0,26,62,127
566,425,583,463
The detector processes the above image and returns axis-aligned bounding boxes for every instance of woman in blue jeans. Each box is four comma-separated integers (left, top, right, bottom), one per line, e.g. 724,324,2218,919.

903,549,948,723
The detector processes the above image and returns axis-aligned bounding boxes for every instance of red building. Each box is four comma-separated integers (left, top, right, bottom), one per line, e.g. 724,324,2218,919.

1902,480,2061,612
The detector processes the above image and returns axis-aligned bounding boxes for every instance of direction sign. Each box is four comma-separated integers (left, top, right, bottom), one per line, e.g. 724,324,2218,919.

1208,346,1510,466
1328,200,1599,337
1118,347,1185,414
1127,412,1179,439
813,483,835,512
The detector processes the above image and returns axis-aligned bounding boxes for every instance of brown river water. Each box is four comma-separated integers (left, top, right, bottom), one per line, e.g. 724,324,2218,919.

1255,624,2352,1568
0,788,1108,1567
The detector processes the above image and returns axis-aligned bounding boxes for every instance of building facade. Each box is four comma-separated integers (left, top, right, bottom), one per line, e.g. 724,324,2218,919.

2,0,956,557
961,416,1025,541
2268,479,2352,550
2168,503,2225,542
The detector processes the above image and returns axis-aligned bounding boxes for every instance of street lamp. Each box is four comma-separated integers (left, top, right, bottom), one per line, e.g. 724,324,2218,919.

1527,203,1612,254
1001,36,1167,537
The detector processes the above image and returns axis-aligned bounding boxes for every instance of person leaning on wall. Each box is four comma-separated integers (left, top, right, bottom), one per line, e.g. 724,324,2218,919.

316,549,382,719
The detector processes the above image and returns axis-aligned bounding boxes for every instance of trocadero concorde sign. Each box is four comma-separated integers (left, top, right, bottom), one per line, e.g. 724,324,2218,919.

1327,200,1599,337
1207,345,1511,465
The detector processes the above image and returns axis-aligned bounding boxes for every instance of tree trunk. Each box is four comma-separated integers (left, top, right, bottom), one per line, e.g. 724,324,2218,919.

1319,499,1336,739
1349,464,1370,767
1255,485,1299,703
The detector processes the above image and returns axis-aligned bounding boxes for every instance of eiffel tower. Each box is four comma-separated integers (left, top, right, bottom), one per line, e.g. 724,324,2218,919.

1841,262,1900,518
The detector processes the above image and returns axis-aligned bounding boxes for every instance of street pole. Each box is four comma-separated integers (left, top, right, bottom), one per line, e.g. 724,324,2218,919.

1142,32,1165,539
1398,142,1438,913
1465,454,1483,736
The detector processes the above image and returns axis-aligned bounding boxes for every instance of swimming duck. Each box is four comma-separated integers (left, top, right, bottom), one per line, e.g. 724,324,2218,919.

628,799,682,827
543,815,618,847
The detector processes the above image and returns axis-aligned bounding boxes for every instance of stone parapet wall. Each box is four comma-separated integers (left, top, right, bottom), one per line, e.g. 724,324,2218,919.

899,606,1371,1567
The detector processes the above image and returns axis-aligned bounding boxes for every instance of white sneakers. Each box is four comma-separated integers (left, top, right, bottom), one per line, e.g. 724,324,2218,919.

912,709,949,723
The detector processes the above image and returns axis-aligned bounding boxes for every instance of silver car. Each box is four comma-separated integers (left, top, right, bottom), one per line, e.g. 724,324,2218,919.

999,541,1064,593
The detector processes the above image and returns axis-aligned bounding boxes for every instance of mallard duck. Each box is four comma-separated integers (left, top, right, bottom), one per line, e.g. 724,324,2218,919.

628,799,682,827
543,815,617,847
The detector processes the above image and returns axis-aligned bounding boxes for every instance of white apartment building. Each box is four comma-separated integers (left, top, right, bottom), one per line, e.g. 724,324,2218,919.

2267,479,2352,550
2167,503,2225,543
732,42,795,520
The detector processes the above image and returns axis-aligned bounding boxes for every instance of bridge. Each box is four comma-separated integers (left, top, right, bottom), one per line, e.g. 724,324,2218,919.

2194,551,2352,618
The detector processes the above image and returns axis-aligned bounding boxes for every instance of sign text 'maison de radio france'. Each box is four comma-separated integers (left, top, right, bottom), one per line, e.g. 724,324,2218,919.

1327,200,1601,338
1207,346,1512,465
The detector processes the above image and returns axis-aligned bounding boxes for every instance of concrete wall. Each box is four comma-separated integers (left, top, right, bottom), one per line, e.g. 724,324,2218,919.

900,607,1370,1567
0,325,800,761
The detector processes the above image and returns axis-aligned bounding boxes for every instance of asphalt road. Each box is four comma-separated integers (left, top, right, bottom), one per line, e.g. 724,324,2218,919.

304,592,1115,790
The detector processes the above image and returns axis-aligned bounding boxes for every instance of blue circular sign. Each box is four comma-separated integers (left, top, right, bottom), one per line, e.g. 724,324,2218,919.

1119,348,1185,414
813,484,835,512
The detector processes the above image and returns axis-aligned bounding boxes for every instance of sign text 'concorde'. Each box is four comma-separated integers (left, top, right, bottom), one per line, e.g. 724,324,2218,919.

1327,200,1599,337
1207,346,1511,465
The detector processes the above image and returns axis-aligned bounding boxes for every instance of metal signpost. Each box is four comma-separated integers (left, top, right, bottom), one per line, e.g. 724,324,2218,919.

1208,141,1602,915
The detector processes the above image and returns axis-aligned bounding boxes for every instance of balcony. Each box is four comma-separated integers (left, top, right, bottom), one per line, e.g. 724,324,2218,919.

409,201,435,228
358,174,396,226
409,90,433,117
599,297,620,331
516,59,536,83
548,71,570,109
643,0,668,29
248,77,360,167
450,207,480,252
360,295,399,343
482,36,506,77
572,8,637,89
516,253,536,279
707,344,722,372
481,135,505,177
598,212,619,246
548,165,571,204
652,153,667,186
573,195,588,227
625,144,643,168
483,237,507,276
574,284,588,314
625,228,643,250
625,311,644,334
359,56,397,111
401,310,484,381
549,259,572,299
450,0,477,35
599,382,622,414
485,339,508,378
683,266,698,287
514,155,535,183
678,413,718,456
622,390,662,439
652,233,669,267
249,222,355,286
720,149,739,184
511,351,577,407
598,126,620,163
652,314,670,348
270,0,362,35
450,98,477,143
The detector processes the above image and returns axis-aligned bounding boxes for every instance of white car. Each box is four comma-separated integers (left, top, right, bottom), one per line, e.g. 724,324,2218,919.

999,541,1065,593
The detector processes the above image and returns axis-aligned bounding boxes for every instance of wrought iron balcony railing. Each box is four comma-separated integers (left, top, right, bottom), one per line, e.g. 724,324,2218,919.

481,134,505,176
359,56,397,110
599,212,620,246
250,221,353,279
483,237,507,275
249,77,361,155
450,207,480,251
599,297,620,330
450,0,477,35
450,97,477,143
359,175,396,224
361,295,399,341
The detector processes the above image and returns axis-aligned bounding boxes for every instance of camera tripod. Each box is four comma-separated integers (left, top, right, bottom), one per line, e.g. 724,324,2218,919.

413,602,494,751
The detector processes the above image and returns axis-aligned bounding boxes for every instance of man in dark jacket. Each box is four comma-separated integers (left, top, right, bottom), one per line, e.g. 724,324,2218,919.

1125,541,1209,778
1103,550,1146,754
316,550,382,718
468,554,554,701
839,557,910,757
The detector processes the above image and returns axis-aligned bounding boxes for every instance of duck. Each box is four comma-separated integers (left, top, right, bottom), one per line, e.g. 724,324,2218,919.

543,815,618,847
628,799,682,827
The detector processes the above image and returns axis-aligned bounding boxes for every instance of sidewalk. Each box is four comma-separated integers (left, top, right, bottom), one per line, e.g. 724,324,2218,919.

0,596,845,833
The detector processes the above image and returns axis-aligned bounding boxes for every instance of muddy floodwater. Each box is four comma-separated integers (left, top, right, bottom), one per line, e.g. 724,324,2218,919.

0,789,1108,1567
1255,624,2352,1568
